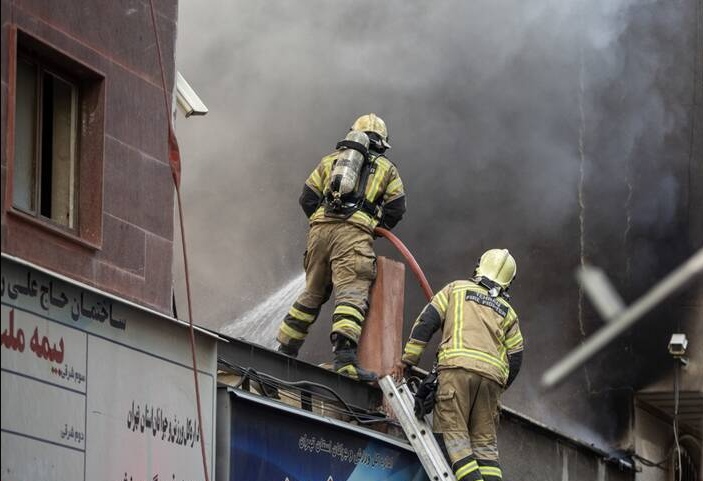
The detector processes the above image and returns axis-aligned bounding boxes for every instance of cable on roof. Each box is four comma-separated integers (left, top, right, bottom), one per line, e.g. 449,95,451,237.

218,358,396,427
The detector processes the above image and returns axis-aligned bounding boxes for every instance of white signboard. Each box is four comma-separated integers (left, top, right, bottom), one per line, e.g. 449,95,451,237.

1,259,217,481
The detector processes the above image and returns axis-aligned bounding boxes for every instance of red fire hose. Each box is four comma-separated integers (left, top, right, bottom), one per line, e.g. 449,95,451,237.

374,227,434,301
148,2,209,480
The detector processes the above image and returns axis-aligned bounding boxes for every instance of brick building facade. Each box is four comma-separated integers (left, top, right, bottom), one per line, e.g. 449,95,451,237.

1,0,177,314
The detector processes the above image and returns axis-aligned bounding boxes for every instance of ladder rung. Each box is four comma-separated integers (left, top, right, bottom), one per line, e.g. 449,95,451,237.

379,375,456,481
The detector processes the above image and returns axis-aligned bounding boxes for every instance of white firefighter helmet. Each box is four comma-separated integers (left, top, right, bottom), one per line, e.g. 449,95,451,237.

351,113,390,149
475,249,517,289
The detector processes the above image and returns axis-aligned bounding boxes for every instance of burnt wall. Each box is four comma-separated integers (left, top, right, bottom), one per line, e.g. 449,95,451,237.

1,0,178,314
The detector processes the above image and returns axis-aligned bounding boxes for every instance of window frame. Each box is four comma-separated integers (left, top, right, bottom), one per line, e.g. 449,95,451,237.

5,27,105,250
12,52,81,231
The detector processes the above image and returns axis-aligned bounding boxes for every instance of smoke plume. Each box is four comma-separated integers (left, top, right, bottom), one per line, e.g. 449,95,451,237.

173,0,701,449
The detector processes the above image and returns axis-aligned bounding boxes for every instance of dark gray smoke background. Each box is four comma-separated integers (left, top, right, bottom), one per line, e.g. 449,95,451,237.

173,0,702,449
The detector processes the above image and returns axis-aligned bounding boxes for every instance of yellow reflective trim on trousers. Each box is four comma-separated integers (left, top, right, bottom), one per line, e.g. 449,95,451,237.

479,466,502,477
332,320,362,337
280,323,307,340
453,291,463,350
439,349,509,375
455,460,479,479
334,305,364,322
289,307,316,323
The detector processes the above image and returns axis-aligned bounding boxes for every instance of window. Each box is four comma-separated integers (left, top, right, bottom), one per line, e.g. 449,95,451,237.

14,55,79,229
7,29,105,248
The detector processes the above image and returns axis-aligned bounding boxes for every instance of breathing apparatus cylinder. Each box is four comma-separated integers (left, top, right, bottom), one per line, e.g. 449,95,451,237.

327,130,370,211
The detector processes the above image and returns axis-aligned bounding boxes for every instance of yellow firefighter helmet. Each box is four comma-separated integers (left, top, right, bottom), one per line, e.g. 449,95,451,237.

475,249,517,288
351,113,391,149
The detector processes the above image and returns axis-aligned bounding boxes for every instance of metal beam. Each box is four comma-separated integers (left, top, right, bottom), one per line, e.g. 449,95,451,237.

216,333,382,411
542,247,703,389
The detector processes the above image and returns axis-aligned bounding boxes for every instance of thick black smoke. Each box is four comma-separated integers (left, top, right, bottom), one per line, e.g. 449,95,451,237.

173,0,701,449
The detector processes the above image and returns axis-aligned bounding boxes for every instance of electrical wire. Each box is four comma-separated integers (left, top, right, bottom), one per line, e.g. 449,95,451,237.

233,372,390,426
632,455,667,470
147,3,209,480
633,360,688,476
218,359,390,424
217,358,397,427
632,448,672,470
673,361,682,481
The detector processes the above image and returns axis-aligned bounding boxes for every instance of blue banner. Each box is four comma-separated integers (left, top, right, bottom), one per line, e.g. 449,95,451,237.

229,395,428,481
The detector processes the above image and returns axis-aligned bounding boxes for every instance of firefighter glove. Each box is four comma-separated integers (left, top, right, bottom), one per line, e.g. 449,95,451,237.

413,368,438,419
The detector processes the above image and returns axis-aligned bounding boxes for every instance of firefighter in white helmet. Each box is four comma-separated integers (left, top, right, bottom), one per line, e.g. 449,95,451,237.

276,114,406,382
394,249,524,481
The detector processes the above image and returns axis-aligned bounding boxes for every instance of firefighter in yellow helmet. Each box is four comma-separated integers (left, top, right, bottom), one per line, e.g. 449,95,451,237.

276,114,406,382
394,249,523,481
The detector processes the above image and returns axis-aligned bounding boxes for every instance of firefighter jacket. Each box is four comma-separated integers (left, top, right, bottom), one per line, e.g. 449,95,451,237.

401,279,524,387
299,151,406,234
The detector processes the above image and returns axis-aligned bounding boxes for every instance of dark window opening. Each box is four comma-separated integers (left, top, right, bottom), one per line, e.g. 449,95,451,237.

8,29,105,249
13,54,78,230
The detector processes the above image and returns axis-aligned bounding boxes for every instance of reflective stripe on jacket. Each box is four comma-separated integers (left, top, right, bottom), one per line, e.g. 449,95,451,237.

402,280,523,386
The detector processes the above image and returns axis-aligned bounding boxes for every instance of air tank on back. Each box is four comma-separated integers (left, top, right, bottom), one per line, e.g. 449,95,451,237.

327,130,370,208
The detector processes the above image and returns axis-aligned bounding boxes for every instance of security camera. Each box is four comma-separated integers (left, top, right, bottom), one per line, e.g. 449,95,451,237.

668,333,688,358
175,71,208,118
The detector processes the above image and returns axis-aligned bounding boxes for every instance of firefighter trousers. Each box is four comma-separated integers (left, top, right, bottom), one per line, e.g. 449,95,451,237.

277,222,377,351
433,368,503,481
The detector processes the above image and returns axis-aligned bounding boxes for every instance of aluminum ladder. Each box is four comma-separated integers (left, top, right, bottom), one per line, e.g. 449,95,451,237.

378,375,456,481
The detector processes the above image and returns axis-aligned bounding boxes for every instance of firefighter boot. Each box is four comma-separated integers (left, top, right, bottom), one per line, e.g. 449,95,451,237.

332,336,378,382
277,343,299,358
